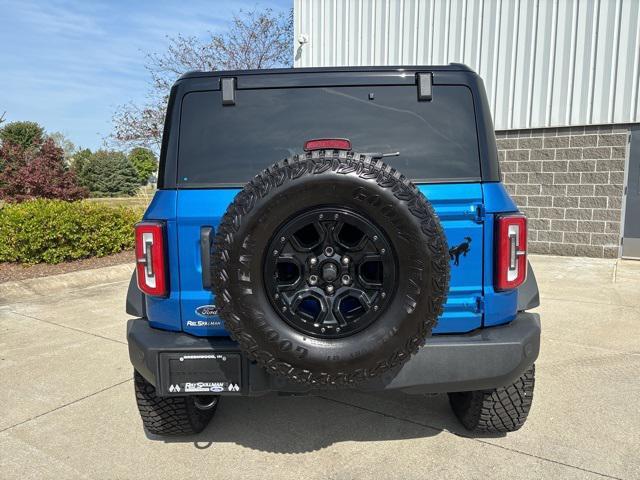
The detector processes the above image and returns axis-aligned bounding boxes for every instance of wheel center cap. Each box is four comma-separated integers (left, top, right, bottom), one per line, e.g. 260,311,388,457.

322,262,338,282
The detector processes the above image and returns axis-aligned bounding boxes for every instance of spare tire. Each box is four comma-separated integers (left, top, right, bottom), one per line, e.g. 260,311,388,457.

212,150,449,386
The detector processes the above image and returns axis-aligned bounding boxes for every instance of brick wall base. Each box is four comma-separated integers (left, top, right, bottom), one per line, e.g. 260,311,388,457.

495,125,631,258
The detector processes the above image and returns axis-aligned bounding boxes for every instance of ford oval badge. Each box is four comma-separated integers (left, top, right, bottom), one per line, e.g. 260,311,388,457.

195,305,218,317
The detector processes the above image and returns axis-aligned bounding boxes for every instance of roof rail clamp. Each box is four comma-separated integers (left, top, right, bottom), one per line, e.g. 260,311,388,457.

221,77,236,105
417,72,433,101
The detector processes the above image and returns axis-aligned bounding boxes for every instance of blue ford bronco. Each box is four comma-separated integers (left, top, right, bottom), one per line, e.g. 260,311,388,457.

126,64,540,436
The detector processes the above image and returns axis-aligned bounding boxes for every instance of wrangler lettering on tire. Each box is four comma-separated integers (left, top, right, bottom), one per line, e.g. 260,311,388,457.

212,150,450,385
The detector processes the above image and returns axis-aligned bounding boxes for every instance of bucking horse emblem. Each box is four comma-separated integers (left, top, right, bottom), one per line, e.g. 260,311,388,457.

449,237,472,266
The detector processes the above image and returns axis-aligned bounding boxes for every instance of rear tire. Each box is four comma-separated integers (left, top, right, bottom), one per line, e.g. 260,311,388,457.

448,365,535,433
134,371,217,436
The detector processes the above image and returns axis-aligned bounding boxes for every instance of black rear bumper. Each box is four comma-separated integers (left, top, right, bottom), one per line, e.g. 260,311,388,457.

127,313,540,396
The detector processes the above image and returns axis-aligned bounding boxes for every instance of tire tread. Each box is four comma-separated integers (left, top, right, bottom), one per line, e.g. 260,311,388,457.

212,151,450,386
449,365,535,433
134,371,216,436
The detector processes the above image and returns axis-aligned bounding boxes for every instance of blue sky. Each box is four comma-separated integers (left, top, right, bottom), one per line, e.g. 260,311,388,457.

0,0,292,150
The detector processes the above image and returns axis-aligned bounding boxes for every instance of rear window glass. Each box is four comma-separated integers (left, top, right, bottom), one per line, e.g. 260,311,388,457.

178,85,480,186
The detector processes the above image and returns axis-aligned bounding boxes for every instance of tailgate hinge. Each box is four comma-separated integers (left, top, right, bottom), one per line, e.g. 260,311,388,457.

461,296,484,313
474,296,484,314
468,203,485,223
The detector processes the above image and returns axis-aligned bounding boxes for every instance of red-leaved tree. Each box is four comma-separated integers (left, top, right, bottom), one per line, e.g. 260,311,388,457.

0,138,88,201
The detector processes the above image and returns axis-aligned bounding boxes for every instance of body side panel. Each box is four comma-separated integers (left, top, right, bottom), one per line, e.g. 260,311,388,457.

176,188,239,336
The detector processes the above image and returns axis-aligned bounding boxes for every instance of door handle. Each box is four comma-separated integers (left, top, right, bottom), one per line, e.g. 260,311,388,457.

200,226,214,289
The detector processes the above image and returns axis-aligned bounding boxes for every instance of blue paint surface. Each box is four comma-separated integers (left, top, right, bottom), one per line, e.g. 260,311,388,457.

142,190,181,331
143,182,522,336
417,184,484,333
481,182,520,327
176,189,239,336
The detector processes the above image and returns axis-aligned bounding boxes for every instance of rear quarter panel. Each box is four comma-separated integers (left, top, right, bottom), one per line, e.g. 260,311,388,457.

142,190,181,331
482,182,520,327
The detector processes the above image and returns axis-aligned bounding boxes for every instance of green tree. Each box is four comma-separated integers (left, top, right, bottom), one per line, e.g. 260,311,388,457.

78,150,140,197
49,131,77,164
70,148,92,176
128,147,158,184
0,121,45,150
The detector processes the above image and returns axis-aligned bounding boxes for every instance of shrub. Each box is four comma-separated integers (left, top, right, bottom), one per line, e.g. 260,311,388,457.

0,199,143,264
77,150,140,197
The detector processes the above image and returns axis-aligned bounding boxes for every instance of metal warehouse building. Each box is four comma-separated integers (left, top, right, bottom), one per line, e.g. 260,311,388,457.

293,0,640,258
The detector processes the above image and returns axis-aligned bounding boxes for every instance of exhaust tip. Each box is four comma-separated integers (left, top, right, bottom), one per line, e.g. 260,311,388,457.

193,396,219,411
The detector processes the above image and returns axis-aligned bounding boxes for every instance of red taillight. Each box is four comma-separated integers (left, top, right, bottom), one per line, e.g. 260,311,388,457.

495,214,527,291
304,138,352,151
135,221,168,297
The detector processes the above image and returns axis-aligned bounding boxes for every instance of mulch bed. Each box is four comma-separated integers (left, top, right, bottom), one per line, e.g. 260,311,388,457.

0,250,135,284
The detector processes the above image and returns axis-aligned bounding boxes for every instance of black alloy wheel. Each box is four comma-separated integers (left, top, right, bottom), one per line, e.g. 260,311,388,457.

264,207,397,339
212,150,450,385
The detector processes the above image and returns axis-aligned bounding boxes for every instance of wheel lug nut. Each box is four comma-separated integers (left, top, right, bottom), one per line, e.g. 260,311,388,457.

273,250,279,256
374,305,379,311
282,306,287,312
280,236,286,242
324,246,334,256
309,257,317,266
381,292,386,298
326,285,334,294
381,248,386,254
308,275,318,285
341,275,351,285
373,235,378,241
341,256,350,265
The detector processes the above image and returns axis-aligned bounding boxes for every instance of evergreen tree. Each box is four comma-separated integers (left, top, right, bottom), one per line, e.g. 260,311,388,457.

0,121,45,150
78,150,140,197
71,148,92,176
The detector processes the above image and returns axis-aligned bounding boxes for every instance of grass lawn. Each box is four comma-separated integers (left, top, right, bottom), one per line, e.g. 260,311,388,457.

85,186,155,208
85,196,151,208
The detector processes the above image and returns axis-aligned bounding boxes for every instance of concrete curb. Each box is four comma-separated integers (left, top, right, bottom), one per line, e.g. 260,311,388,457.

0,263,134,305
